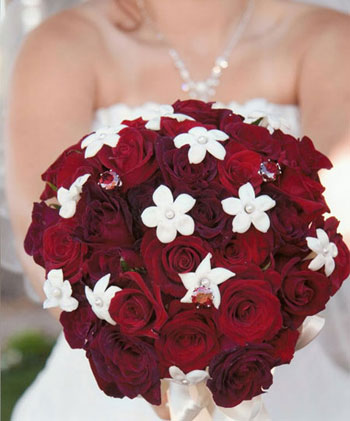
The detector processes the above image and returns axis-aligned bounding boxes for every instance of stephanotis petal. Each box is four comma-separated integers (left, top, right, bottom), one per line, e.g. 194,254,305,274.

251,211,271,233
174,133,195,148
325,258,336,277
141,207,160,228
85,142,103,159
196,253,212,277
308,254,326,272
232,212,252,233
176,215,195,236
180,290,195,304
239,182,256,203
208,129,229,141
206,140,226,161
255,195,276,212
186,370,210,384
95,274,111,294
157,223,177,244
174,194,196,214
306,237,324,254
211,285,221,309
179,272,198,291
209,268,235,285
153,185,174,207
189,143,207,164
317,228,330,248
169,366,185,382
222,197,243,216
59,201,76,219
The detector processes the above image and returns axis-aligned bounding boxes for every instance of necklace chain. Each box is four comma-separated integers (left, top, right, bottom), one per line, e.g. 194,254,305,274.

136,0,255,101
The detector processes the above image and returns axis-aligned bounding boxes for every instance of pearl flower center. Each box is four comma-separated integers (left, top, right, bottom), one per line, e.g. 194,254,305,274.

197,135,208,145
99,133,107,139
323,248,329,256
200,278,210,287
52,288,62,298
181,379,189,385
165,209,175,220
244,204,255,214
95,297,103,307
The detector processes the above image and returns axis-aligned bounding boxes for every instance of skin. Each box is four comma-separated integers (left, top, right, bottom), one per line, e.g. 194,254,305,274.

4,1,350,418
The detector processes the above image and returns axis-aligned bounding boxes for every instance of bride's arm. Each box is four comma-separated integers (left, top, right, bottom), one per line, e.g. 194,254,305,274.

4,12,98,314
298,10,350,243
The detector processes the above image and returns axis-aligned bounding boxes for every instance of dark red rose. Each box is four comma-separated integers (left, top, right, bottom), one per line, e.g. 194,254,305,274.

141,232,212,297
270,197,309,256
218,141,263,195
268,328,299,365
224,122,281,159
156,137,217,194
88,326,161,404
274,132,332,176
76,182,134,248
40,141,102,200
156,308,220,374
281,265,331,328
218,279,282,345
190,188,230,245
24,202,60,267
60,304,96,349
109,271,167,338
42,219,88,283
214,229,274,270
207,344,276,408
98,127,158,191
172,99,226,126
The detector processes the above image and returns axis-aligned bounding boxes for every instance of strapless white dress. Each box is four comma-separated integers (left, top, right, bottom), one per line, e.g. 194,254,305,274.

11,99,350,421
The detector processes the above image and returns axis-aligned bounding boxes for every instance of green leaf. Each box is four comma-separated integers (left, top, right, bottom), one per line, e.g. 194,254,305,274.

120,258,130,272
46,181,58,192
251,117,264,126
261,260,271,271
49,204,60,210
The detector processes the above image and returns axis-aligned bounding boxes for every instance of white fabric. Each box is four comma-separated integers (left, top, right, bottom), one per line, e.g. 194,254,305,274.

11,100,350,421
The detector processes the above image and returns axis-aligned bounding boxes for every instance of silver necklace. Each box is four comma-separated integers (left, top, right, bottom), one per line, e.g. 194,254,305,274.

137,0,255,101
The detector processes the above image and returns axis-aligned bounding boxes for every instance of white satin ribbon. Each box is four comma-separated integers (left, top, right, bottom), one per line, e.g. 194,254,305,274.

165,314,325,421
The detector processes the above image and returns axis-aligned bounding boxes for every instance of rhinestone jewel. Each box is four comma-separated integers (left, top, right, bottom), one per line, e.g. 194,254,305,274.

191,286,214,308
98,170,122,190
259,160,282,182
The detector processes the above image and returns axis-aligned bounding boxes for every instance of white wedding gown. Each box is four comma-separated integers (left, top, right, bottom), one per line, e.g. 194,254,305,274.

10,99,350,421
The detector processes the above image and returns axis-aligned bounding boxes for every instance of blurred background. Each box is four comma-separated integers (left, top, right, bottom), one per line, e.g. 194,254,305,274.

0,0,349,420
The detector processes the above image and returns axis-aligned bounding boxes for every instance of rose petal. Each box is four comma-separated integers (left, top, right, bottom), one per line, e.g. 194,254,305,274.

153,185,174,207
232,212,252,233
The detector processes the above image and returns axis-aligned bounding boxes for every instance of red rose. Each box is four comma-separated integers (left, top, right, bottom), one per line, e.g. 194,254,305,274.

218,141,263,195
172,99,225,126
42,219,88,283
156,308,220,374
60,304,96,349
218,279,282,344
76,183,134,248
207,344,276,408
88,326,161,404
109,271,167,338
281,264,331,328
24,202,60,267
141,232,212,297
98,127,158,191
214,229,274,270
40,141,102,200
268,328,300,365
156,137,217,194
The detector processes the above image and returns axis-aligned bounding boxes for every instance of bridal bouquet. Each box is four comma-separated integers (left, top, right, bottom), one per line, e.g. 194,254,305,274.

24,100,349,419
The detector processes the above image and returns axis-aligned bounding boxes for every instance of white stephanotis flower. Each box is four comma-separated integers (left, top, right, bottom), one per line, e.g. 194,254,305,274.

57,174,90,218
243,111,290,134
168,366,209,386
43,269,79,312
173,126,229,164
141,104,194,131
222,182,276,234
85,274,121,325
306,229,338,276
141,185,196,243
180,253,235,309
81,125,126,158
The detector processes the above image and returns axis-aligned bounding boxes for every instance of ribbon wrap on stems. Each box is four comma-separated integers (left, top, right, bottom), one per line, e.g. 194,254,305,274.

164,315,325,421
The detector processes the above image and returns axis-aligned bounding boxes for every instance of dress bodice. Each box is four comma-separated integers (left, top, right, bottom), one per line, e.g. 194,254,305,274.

91,99,301,138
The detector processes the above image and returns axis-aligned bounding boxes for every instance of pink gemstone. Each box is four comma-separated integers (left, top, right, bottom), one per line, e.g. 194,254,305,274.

259,160,281,182
98,170,122,190
191,286,214,308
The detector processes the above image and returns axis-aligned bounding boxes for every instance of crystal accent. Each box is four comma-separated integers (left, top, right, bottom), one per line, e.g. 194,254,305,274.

258,160,282,182
191,286,214,308
98,170,122,190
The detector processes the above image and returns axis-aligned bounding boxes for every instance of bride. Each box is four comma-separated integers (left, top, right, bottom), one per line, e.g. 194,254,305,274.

4,0,350,420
